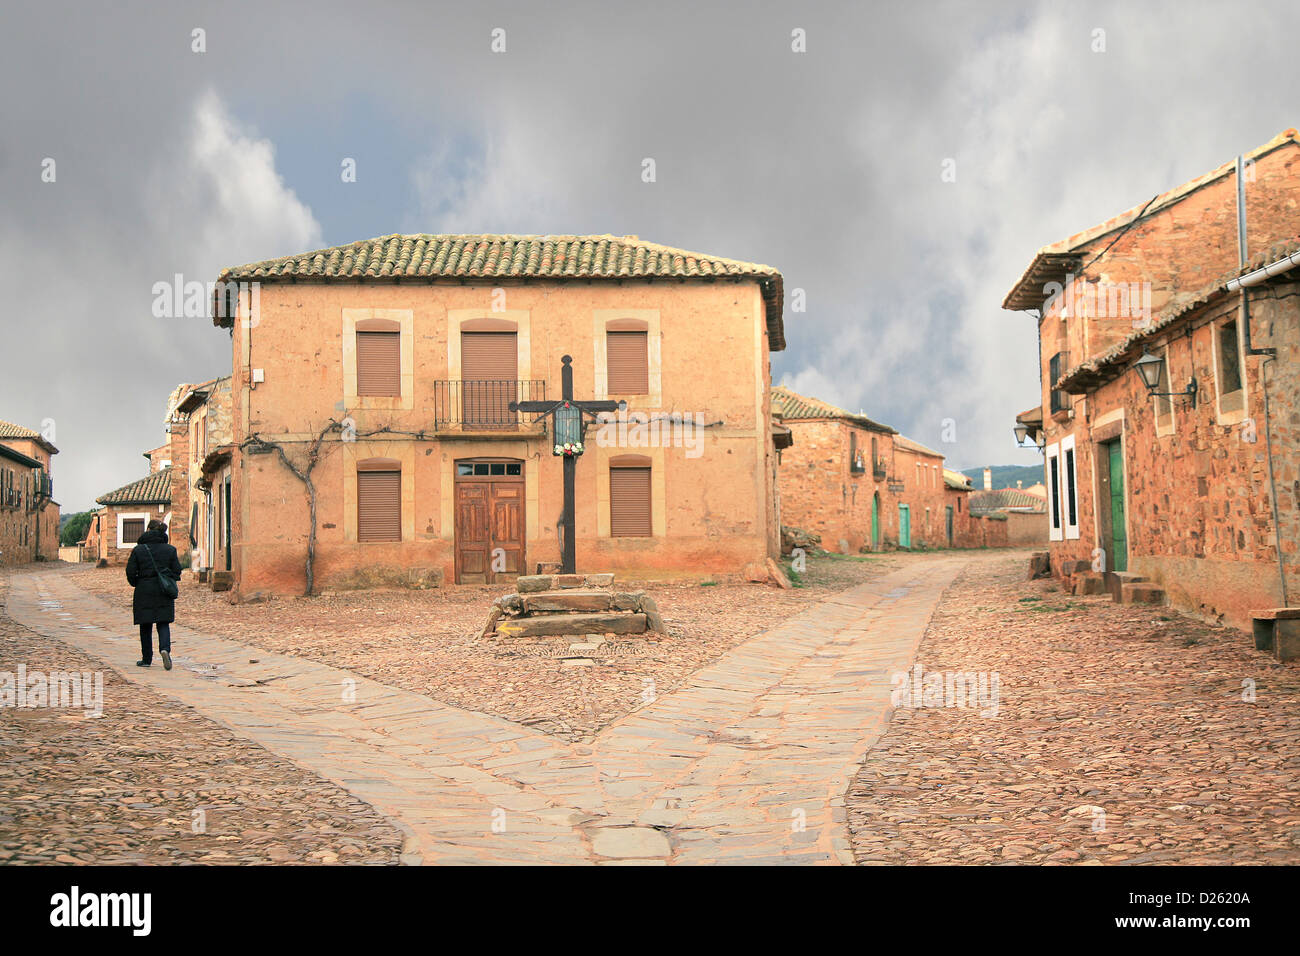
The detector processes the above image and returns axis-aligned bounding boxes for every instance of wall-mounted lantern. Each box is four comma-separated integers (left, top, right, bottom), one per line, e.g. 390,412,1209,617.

1132,349,1197,408
1013,423,1045,450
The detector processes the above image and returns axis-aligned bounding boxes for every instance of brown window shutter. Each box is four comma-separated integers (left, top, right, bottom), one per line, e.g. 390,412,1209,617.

609,467,652,537
606,331,649,394
461,332,518,426
357,470,402,542
356,331,401,396
122,518,145,544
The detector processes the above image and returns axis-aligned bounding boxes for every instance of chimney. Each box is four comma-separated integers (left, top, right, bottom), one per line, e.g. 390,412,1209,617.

983,467,992,491
1017,480,1022,489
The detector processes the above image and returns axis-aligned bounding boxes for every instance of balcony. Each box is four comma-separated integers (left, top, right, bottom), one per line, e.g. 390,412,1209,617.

432,380,548,437
873,458,888,481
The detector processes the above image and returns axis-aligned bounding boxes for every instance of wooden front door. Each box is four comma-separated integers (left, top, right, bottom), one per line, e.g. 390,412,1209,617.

898,504,911,549
454,460,525,584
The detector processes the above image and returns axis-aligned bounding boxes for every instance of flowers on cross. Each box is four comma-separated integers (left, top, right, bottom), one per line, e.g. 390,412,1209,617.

554,441,584,457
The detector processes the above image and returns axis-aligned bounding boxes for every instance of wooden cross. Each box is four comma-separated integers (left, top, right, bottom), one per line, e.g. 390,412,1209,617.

512,355,625,574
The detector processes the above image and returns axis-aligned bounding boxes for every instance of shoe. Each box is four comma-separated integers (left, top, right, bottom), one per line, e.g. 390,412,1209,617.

161,651,172,671
136,660,151,667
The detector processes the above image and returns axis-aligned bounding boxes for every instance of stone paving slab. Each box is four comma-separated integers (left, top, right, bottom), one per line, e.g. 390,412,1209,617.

6,556,966,864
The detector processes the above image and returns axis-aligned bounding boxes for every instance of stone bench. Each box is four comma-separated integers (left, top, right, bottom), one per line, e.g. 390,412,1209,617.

1250,608,1300,661
481,573,665,639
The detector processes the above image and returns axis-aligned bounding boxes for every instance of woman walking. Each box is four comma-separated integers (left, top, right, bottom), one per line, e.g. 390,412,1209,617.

125,519,182,669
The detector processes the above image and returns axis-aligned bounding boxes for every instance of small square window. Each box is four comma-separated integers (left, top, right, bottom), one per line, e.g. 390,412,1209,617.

506,463,521,476
490,463,506,475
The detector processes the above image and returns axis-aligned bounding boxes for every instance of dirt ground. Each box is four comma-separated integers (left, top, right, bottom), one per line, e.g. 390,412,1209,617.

66,548,928,740
846,552,1300,865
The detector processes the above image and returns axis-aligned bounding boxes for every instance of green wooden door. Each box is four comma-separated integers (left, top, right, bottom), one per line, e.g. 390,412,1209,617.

1108,441,1127,572
871,493,880,550
898,504,911,549
945,505,954,547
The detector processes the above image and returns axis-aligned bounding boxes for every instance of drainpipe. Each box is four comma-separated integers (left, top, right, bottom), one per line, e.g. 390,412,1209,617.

1226,154,1292,606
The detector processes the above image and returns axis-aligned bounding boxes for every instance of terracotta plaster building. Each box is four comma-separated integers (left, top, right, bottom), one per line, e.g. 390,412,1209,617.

0,419,59,565
1005,129,1300,627
772,386,997,552
207,234,786,596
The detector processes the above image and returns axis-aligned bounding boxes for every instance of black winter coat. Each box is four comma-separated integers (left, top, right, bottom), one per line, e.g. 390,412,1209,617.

125,529,182,625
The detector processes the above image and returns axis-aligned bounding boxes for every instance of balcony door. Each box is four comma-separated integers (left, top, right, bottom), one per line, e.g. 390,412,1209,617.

461,331,518,429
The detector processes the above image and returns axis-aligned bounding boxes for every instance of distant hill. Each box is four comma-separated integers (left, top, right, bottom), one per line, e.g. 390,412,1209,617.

962,464,1044,490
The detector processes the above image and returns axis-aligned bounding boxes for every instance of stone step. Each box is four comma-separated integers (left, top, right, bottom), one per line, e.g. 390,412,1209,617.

1104,571,1145,602
1120,582,1166,606
496,612,649,639
1072,571,1107,595
523,590,617,613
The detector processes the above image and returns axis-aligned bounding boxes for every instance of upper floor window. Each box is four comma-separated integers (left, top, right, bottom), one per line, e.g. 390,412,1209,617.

1216,316,1244,411
1048,351,1071,414
605,321,649,395
356,319,402,397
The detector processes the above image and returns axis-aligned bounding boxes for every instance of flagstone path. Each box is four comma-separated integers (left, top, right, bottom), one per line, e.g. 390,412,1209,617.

5,555,967,865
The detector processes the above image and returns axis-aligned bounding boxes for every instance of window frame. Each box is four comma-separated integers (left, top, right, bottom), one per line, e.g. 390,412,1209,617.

1060,433,1079,540
608,454,653,538
1046,442,1063,542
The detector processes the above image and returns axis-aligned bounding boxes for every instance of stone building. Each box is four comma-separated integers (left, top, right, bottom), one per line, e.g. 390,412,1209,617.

772,386,1000,551
969,485,1048,546
90,469,172,565
0,419,60,565
207,234,786,596
1004,129,1300,627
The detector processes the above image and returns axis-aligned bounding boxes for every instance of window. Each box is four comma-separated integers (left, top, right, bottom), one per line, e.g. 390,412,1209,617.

461,331,518,426
1046,443,1062,542
610,466,652,537
1216,316,1244,412
606,330,649,394
456,462,522,477
120,517,146,546
1049,351,1071,414
357,461,401,542
1061,434,1079,540
1152,351,1174,435
356,330,401,397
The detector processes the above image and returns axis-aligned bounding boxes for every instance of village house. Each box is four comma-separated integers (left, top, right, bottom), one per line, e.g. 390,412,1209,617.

771,386,998,552
1004,129,1300,630
0,419,60,565
206,234,786,596
90,469,172,565
969,467,1049,546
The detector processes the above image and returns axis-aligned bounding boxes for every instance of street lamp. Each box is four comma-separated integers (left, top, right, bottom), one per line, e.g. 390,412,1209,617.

1013,423,1044,450
1133,349,1197,408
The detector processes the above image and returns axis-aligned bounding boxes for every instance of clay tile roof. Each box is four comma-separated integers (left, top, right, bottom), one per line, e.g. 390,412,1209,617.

1056,236,1300,393
96,468,172,506
970,488,1048,515
1002,129,1300,311
893,434,944,459
770,385,895,433
214,234,786,349
0,418,58,455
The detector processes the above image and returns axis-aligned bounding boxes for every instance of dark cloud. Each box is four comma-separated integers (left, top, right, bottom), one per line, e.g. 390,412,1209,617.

1,0,1294,509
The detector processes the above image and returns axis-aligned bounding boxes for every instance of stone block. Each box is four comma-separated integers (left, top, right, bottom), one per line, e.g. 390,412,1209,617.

1105,571,1145,602
1027,551,1050,580
496,613,649,639
583,573,615,588
211,571,234,592
522,590,614,613
742,562,769,583
640,595,666,634
1073,571,1107,595
1274,619,1300,662
553,574,585,589
1121,582,1166,605
766,557,792,590
610,591,642,611
516,575,553,593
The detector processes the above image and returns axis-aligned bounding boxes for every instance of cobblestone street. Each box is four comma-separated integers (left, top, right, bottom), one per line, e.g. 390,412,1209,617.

4,550,1297,866
847,555,1300,864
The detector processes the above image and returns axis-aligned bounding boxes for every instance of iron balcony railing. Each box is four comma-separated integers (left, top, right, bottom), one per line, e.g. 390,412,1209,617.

432,380,547,432
872,458,888,481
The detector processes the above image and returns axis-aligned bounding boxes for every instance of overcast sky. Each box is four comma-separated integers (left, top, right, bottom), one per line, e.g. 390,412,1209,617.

1,0,1295,512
